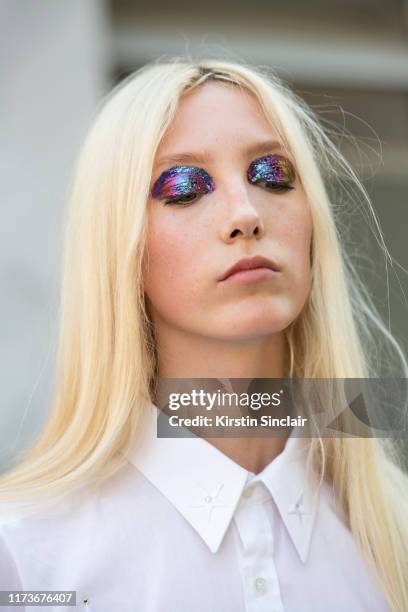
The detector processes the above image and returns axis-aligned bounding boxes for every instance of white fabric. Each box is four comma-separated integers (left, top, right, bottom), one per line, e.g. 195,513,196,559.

0,402,390,611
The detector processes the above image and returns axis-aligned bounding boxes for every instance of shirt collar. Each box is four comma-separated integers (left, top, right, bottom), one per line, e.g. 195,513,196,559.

124,400,321,563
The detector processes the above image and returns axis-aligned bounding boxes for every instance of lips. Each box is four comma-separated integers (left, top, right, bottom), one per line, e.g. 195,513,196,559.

219,255,281,281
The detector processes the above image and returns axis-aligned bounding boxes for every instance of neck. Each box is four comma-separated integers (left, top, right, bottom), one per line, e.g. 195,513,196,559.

153,318,290,474
155,320,288,379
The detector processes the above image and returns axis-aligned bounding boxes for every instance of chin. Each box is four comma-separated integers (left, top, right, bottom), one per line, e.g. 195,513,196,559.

207,315,294,341
214,299,299,335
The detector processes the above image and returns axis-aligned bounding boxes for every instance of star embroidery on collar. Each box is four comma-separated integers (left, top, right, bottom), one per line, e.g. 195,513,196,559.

187,481,229,521
82,596,94,610
288,491,311,523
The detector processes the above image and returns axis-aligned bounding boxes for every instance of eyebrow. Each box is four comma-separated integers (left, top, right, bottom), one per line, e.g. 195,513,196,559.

155,139,290,170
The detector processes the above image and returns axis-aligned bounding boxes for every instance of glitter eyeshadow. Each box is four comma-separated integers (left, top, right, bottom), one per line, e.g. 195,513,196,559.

247,154,295,185
151,165,215,201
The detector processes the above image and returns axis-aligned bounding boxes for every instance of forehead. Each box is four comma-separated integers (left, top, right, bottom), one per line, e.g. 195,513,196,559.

156,81,284,158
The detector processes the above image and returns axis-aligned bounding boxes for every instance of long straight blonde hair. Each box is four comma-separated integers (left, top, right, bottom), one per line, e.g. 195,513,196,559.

1,57,407,610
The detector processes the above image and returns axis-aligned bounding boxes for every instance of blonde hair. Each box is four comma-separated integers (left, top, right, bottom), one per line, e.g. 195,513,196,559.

1,57,407,610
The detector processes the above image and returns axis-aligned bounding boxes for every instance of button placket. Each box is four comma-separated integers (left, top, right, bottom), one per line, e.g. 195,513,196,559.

233,482,285,611
254,576,267,594
242,486,254,499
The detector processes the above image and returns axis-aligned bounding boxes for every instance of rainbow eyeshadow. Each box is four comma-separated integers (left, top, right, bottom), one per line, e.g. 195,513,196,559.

151,165,215,203
247,154,295,186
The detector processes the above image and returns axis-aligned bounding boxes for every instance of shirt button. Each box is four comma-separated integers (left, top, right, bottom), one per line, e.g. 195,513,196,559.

242,486,254,498
254,576,267,594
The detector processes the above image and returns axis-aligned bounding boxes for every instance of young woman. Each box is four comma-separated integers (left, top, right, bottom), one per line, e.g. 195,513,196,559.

0,58,407,611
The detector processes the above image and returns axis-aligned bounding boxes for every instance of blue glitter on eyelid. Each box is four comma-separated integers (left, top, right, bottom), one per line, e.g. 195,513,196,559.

151,165,215,200
247,154,295,184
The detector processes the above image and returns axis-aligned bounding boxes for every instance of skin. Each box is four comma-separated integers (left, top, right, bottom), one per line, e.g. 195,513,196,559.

142,81,313,473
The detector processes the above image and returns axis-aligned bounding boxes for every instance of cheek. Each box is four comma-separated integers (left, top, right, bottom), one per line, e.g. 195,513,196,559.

142,211,206,312
275,204,313,296
282,202,312,259
292,211,313,262
291,211,313,301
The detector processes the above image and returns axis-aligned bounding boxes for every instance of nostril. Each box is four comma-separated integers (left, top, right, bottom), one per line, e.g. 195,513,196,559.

229,223,260,239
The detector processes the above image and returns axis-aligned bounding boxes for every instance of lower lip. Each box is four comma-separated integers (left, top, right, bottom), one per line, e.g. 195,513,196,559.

221,267,280,285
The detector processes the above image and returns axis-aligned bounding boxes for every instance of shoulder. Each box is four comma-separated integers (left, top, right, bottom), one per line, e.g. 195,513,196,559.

0,459,155,588
0,461,174,590
0,522,23,589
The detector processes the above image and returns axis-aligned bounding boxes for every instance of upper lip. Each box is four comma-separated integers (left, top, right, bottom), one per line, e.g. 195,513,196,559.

219,255,281,281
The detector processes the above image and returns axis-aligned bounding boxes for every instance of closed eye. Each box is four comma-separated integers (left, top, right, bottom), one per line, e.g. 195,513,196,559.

164,192,202,205
247,154,296,193
151,165,215,206
258,180,295,193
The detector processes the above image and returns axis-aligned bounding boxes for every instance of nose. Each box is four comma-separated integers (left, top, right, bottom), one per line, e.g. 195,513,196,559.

219,184,265,243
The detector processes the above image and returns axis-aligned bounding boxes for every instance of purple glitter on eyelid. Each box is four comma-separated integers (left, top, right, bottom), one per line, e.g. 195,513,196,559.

151,165,215,200
247,154,295,184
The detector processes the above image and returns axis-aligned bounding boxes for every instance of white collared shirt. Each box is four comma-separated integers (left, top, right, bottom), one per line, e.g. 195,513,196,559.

0,402,389,611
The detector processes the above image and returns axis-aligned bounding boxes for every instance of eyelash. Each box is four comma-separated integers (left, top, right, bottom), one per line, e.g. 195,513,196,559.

164,193,201,206
163,180,294,206
259,181,295,193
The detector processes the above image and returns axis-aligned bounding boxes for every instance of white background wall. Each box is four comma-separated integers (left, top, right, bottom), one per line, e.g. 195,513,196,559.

0,1,111,471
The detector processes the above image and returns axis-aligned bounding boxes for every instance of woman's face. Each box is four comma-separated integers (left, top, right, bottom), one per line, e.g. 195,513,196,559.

143,81,313,341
